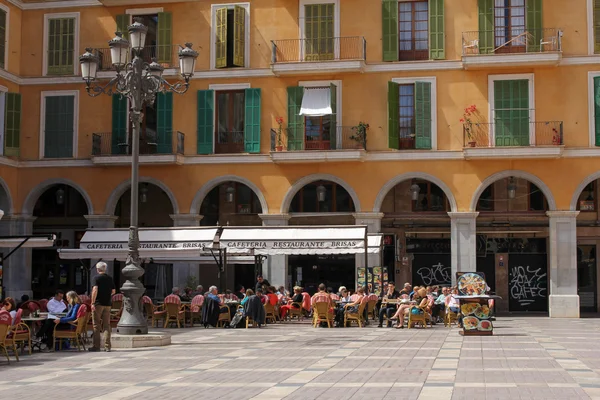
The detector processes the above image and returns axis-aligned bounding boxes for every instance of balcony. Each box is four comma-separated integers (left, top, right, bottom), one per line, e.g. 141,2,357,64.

463,120,564,159
93,45,182,72
214,131,245,154
271,126,366,163
270,37,366,75
461,28,562,69
91,131,185,165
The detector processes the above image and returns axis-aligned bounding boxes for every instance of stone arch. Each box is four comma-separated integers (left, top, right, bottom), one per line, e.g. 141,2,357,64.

470,170,557,211
373,172,458,213
22,178,93,215
104,177,179,215
0,176,14,214
280,173,361,213
190,175,269,215
570,171,600,211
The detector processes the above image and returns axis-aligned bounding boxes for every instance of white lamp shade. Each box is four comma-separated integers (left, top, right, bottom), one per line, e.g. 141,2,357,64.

180,56,195,78
80,58,97,80
111,45,129,67
130,30,147,52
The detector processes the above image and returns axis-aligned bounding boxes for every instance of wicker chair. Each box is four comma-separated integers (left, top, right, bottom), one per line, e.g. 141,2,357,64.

287,302,303,321
264,303,278,324
0,310,15,363
312,302,334,328
217,304,231,327
53,304,89,351
344,297,368,328
408,306,431,329
189,295,204,327
444,306,459,327
8,309,31,358
163,294,185,328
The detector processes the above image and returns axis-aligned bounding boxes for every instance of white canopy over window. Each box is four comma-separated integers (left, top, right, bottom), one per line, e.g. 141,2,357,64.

299,87,332,116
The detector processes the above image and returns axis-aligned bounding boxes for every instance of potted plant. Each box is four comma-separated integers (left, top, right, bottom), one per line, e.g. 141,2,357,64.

350,121,369,150
275,116,284,151
460,104,478,147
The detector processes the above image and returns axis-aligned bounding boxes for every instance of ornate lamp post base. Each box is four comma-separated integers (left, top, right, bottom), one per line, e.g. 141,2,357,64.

117,226,148,335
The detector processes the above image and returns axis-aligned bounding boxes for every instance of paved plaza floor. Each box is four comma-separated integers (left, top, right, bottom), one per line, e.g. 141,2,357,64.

1,317,600,399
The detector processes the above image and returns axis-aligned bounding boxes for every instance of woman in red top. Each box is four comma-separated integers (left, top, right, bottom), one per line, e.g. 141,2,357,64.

266,286,279,306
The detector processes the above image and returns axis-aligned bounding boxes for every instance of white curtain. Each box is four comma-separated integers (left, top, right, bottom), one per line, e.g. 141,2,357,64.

299,88,332,116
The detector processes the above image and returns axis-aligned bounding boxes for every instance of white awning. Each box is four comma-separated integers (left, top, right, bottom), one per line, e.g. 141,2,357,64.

58,227,218,260
299,88,332,116
220,226,367,255
0,235,55,248
368,234,383,254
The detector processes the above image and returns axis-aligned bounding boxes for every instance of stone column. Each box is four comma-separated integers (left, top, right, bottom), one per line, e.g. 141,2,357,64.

2,214,36,299
170,214,203,290
85,215,118,291
353,212,384,275
448,212,479,284
547,211,580,318
259,214,290,288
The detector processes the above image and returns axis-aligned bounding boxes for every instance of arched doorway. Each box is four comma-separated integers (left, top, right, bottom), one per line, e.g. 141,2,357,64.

198,181,264,293
572,177,600,314
286,179,357,294
112,182,175,298
474,175,551,313
31,184,89,298
379,178,453,292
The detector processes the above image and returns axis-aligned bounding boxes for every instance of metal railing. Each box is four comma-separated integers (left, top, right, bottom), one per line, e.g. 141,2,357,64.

463,120,563,147
215,131,245,154
462,28,562,56
272,126,365,151
271,37,366,63
92,130,185,156
92,44,182,71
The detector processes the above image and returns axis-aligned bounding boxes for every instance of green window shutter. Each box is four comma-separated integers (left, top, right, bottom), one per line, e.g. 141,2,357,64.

526,0,543,53
493,80,530,147
594,77,600,146
157,92,173,154
157,12,172,64
116,14,129,41
415,82,432,149
330,83,337,149
388,81,399,149
44,96,74,158
0,10,6,69
287,86,304,151
244,88,261,153
197,90,214,154
47,18,75,75
478,0,494,54
304,4,334,61
111,95,127,155
215,7,228,68
595,0,600,53
382,0,399,62
429,0,445,60
233,6,245,67
4,93,21,157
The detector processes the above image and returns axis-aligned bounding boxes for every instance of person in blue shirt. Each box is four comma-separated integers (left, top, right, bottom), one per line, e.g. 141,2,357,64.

40,291,81,351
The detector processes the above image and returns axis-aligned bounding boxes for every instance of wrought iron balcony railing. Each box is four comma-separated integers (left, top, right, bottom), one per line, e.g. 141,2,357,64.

271,126,366,151
463,120,563,148
92,44,182,71
462,28,562,56
92,130,184,156
271,37,366,63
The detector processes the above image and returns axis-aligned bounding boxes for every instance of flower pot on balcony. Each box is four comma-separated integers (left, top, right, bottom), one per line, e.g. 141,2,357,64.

275,145,284,152
468,141,476,148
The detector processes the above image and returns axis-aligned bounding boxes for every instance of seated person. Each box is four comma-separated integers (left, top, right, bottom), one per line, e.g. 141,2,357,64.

37,291,81,351
180,287,193,301
280,286,304,319
1,297,17,324
378,282,400,328
335,287,364,327
224,290,239,301
266,287,278,307
391,288,428,329
241,289,255,307
446,287,462,327
16,294,29,309
206,286,229,313
47,289,67,314
256,289,268,305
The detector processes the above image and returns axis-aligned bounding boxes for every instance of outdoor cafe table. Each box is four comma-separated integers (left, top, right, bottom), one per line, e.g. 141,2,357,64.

22,315,64,351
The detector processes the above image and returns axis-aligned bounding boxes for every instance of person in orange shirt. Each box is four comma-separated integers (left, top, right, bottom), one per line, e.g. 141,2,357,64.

266,286,279,306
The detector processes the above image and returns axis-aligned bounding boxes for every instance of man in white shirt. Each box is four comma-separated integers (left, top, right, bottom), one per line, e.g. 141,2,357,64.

47,289,67,314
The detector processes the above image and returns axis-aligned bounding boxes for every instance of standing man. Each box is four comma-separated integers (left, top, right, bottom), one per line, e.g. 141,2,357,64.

89,261,115,353
255,275,270,293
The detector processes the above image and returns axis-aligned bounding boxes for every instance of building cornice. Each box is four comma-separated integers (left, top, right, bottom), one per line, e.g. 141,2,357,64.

5,0,102,10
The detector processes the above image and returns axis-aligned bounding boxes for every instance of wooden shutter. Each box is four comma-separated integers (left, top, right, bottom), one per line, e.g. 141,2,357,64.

595,0,600,53
197,90,214,154
388,81,399,149
157,92,173,154
330,83,337,149
111,95,127,155
287,86,304,151
478,0,494,54
44,96,74,158
233,6,245,67
47,18,75,75
594,77,600,146
116,14,129,41
415,81,432,149
244,88,261,153
215,7,228,68
494,80,529,147
157,12,172,64
382,0,399,62
304,4,334,61
429,0,445,60
0,10,6,69
4,93,20,157
526,0,542,52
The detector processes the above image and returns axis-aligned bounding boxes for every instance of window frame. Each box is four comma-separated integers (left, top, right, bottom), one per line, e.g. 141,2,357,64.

588,0,598,55
299,0,340,57
493,0,527,53
398,0,429,61
210,3,250,70
0,84,7,156
587,71,600,147
42,12,80,77
0,3,9,71
208,83,251,154
299,80,342,149
39,90,79,159
215,89,246,154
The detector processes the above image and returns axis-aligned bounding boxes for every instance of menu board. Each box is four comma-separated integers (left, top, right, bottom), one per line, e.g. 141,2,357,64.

457,272,494,336
357,266,388,295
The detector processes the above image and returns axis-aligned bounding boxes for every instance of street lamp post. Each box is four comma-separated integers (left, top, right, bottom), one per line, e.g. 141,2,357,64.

79,19,198,335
